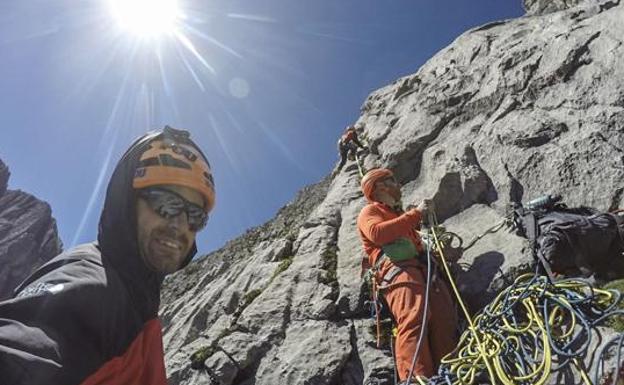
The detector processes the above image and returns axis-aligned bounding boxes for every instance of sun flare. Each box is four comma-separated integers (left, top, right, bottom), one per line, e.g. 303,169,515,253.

109,0,181,38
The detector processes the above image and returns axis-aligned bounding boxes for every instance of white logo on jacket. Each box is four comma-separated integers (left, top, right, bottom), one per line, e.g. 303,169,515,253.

15,282,65,299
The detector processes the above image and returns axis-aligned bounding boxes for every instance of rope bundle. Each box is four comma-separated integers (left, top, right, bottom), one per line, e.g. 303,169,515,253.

402,215,624,385
423,272,624,385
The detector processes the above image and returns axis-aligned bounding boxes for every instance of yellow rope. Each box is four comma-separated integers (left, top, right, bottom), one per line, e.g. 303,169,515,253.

430,218,499,385
426,212,612,385
357,190,616,385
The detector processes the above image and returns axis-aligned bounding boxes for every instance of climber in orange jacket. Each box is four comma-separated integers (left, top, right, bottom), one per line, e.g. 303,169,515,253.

357,168,457,383
336,125,366,172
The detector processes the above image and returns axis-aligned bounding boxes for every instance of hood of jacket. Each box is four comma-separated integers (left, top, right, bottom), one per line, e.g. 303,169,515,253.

97,128,206,318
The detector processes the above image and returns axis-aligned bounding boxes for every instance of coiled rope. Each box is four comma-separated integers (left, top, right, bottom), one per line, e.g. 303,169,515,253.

414,214,624,385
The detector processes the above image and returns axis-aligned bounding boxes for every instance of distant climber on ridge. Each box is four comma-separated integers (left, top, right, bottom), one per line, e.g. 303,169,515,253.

357,168,457,383
0,126,215,385
335,125,366,174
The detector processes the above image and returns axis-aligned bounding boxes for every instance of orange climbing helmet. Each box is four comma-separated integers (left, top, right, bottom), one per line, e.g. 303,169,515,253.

360,168,394,202
132,126,215,212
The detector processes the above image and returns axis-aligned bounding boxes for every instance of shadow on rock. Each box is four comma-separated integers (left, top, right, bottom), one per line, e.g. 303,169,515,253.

453,251,505,312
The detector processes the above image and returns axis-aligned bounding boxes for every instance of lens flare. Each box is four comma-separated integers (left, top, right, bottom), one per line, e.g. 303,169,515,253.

109,0,181,38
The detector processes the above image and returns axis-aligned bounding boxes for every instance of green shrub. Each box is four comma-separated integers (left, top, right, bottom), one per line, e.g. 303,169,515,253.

367,319,394,349
190,345,215,369
265,256,294,286
319,247,338,285
242,288,262,306
275,256,294,276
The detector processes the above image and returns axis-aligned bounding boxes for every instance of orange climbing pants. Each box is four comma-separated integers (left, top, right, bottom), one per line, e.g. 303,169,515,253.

383,265,458,380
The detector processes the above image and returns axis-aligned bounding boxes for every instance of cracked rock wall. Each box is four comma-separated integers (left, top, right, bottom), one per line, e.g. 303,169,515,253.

161,1,624,384
0,158,62,300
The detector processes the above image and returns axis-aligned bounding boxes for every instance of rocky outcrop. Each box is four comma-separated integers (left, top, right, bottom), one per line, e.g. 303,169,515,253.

0,158,62,300
523,0,621,15
0,160,8,197
161,1,624,384
524,0,586,15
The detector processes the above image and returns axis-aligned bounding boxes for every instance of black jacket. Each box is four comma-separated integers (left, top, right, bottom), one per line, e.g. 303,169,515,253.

0,129,202,384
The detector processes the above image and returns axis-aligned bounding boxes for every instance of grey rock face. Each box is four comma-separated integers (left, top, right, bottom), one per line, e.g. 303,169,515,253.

161,1,624,384
0,158,62,300
524,0,586,15
0,158,9,197
523,0,621,15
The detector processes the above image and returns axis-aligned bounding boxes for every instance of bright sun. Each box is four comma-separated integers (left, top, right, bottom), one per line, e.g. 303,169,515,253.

109,0,181,38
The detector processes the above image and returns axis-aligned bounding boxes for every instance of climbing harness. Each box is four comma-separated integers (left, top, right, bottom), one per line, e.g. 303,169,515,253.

336,126,368,177
358,174,624,385
364,210,454,385
365,253,404,348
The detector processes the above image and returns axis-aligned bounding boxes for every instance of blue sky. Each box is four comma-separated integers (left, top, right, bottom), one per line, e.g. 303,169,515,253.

0,0,523,254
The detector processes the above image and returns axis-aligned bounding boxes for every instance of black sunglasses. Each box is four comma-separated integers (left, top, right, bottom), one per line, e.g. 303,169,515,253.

138,188,208,232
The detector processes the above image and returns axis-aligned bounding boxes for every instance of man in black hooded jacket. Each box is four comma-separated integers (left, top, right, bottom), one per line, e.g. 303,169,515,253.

0,126,215,385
